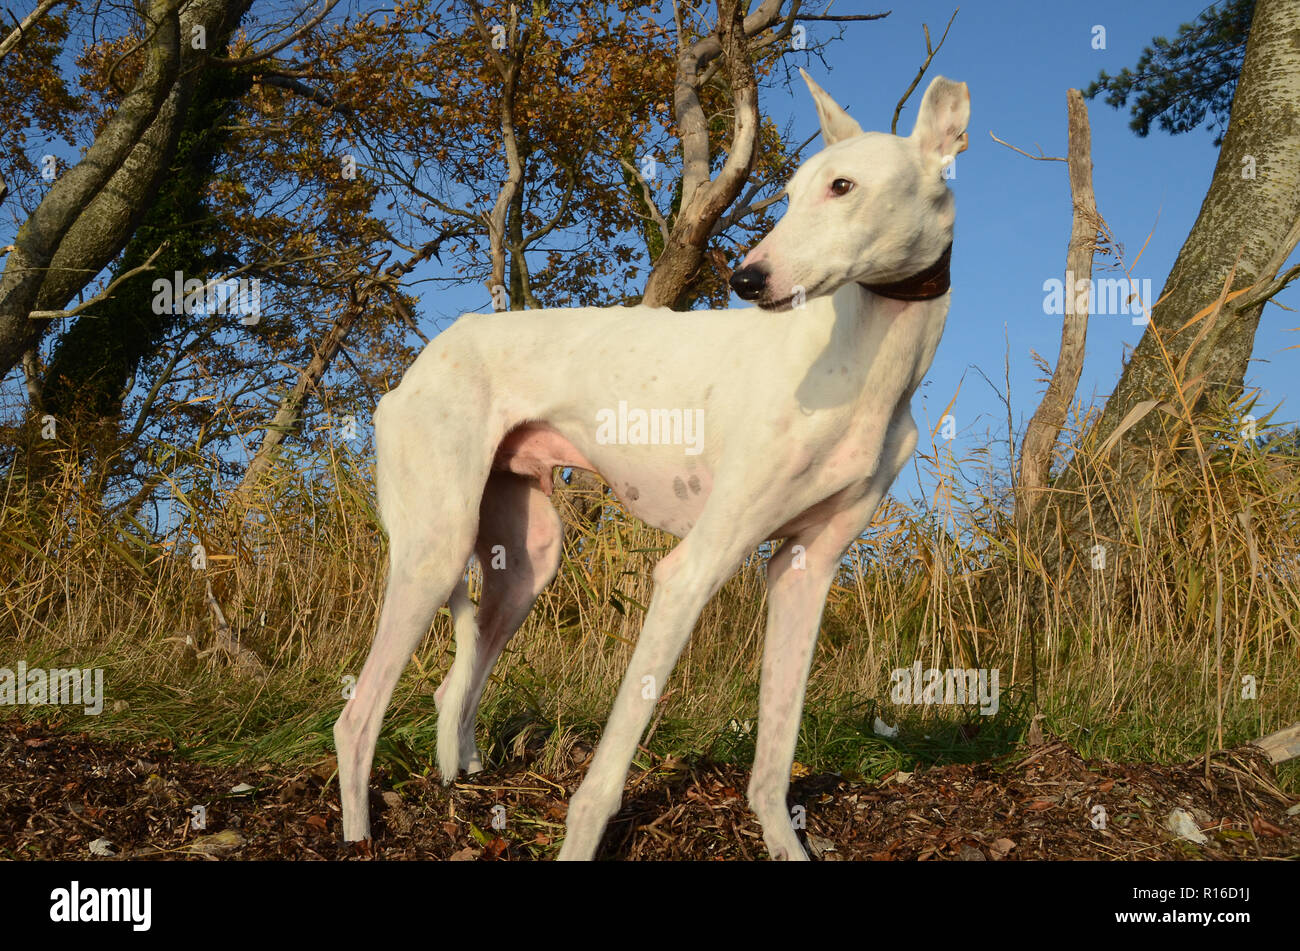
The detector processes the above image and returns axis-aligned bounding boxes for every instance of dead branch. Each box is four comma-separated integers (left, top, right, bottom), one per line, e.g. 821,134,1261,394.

233,233,450,499
1016,90,1100,524
1230,215,1300,314
891,9,958,134
1251,723,1300,764
27,242,170,320
988,131,1066,162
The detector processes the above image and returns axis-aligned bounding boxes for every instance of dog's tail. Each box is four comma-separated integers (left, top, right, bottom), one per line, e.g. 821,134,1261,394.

436,576,478,784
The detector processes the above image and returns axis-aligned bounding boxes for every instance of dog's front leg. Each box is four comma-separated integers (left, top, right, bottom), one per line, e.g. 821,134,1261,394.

747,531,843,860
748,460,914,859
557,525,760,860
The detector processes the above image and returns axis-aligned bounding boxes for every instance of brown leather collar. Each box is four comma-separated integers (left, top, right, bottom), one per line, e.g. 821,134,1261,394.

859,242,952,301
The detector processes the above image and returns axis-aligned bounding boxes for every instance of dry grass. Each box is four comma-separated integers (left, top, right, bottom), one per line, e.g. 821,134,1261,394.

2,398,1297,789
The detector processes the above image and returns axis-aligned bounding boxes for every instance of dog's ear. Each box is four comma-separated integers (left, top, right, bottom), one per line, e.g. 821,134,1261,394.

800,68,863,146
910,76,970,169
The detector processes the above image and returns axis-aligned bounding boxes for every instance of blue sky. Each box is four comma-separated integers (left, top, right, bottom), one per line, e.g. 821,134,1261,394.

419,0,1296,507
11,1,1290,518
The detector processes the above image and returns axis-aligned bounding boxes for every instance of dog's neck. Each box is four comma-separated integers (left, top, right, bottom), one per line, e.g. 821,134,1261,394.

859,242,952,301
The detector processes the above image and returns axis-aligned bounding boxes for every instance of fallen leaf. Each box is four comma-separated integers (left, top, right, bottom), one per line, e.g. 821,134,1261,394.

190,830,246,856
989,838,1017,859
1252,815,1286,838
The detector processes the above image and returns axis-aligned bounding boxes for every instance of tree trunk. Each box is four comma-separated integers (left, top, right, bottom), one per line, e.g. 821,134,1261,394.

39,61,246,427
0,0,252,379
1065,0,1300,476
1045,0,1300,595
639,0,767,309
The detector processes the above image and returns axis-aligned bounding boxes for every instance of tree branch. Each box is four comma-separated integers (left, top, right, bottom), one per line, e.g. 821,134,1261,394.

28,242,170,320
0,0,67,64
252,73,343,112
891,8,958,134
214,0,343,67
988,130,1066,162
619,158,671,250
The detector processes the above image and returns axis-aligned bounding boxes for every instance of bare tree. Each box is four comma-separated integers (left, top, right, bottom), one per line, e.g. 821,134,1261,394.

640,0,887,308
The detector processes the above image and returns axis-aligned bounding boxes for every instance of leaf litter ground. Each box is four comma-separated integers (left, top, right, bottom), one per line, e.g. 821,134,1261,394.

2,716,1295,860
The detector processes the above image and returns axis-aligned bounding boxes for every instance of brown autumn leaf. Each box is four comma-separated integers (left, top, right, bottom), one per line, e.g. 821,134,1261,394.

989,838,1017,859
1252,815,1287,837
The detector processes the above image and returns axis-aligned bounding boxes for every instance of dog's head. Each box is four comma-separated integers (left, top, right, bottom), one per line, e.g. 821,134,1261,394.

730,70,970,311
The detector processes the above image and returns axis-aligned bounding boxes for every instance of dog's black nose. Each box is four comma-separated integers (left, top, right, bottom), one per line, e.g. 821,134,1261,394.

729,264,768,301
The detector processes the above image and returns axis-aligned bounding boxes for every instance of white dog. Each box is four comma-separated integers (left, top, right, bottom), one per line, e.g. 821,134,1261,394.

334,69,970,860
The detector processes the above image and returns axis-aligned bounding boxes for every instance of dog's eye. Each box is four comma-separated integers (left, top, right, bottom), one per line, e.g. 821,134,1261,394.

830,178,855,196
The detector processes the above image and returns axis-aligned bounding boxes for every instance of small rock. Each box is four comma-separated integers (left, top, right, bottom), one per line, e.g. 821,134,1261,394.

1165,808,1208,844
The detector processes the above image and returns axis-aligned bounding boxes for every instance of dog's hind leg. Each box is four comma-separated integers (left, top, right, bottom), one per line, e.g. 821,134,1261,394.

335,532,475,841
435,471,564,776
334,396,487,842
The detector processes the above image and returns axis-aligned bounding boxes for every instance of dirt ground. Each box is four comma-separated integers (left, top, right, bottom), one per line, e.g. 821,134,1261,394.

2,715,1296,860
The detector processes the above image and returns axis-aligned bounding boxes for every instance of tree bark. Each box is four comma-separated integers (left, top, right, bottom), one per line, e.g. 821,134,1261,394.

1033,0,1300,609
